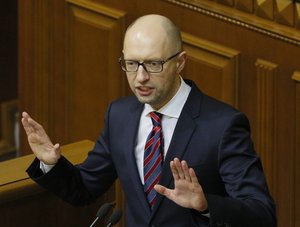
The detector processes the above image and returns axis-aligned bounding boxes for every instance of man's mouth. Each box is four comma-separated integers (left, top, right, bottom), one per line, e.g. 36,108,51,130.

136,86,154,96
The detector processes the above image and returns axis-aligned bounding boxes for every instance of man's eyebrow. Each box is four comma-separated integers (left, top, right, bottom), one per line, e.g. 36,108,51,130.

144,58,163,62
124,58,163,62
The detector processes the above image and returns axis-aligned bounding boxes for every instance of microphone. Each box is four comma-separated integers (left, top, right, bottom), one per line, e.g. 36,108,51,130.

89,202,115,227
106,208,122,227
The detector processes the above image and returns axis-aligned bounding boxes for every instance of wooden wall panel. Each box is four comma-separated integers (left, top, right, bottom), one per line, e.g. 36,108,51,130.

235,0,254,13
18,1,128,226
182,33,239,107
164,0,300,46
65,3,127,225
174,0,300,30
66,0,126,142
297,4,300,29
15,0,70,152
255,59,277,197
274,0,294,26
0,0,18,103
19,0,56,155
255,0,274,20
292,72,300,227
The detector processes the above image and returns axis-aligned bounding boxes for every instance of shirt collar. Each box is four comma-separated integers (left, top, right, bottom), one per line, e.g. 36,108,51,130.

144,77,191,118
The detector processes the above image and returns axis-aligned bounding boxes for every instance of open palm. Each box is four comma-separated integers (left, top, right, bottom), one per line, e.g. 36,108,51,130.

21,112,60,165
154,158,208,212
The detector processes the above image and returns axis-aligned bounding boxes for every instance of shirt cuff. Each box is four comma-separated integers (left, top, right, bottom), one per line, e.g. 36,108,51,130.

199,209,210,218
39,161,55,174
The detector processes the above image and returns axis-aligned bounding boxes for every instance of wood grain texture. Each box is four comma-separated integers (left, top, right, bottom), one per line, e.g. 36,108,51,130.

0,140,105,227
255,59,277,197
292,72,300,227
182,32,239,107
65,0,126,142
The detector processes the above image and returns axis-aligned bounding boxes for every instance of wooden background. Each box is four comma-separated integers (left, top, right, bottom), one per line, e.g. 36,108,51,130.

0,1,18,160
9,0,300,226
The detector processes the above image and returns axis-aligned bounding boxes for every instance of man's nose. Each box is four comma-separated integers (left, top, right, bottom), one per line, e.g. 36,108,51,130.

136,65,150,82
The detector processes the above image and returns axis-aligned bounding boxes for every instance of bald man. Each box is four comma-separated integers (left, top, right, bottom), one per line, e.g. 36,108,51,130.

24,14,276,226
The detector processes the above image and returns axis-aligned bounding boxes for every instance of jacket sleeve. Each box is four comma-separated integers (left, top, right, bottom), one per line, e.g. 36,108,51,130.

205,112,276,227
26,105,118,206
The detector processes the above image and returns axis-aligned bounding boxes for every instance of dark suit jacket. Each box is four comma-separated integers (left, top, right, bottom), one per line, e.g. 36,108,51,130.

27,80,276,227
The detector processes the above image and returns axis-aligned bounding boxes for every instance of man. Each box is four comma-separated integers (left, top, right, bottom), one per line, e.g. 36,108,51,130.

22,14,276,226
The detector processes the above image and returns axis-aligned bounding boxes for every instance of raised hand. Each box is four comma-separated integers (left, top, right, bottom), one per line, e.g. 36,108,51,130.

21,112,61,165
154,158,208,212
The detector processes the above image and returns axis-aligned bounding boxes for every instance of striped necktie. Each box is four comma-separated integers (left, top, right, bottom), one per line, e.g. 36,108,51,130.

143,112,164,208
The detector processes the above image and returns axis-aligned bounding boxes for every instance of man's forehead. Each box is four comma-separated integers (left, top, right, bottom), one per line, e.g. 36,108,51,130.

123,40,169,60
125,24,167,42
123,28,169,57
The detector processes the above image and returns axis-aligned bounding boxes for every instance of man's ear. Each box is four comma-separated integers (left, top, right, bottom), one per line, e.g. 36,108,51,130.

176,51,187,74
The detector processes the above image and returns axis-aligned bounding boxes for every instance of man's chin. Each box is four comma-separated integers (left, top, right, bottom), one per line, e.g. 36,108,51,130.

136,95,155,105
137,96,152,104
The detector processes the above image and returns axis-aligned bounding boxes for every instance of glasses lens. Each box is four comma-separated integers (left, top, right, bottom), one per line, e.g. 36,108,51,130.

123,60,138,72
119,58,164,73
144,61,163,73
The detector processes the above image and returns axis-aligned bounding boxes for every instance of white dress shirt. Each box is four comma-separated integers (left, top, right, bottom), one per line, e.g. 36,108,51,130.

135,78,191,184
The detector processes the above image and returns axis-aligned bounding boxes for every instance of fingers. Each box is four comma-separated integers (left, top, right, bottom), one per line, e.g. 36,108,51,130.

53,143,61,155
189,167,200,185
154,184,172,199
170,159,179,180
21,111,46,136
154,184,166,195
171,158,192,182
52,143,61,163
182,160,192,182
22,121,34,136
22,111,29,119
22,112,34,134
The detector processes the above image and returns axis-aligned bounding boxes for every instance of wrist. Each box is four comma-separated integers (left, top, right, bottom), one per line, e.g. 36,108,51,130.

195,203,208,214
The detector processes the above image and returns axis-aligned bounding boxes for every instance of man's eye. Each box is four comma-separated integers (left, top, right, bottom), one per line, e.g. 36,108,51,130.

126,61,136,66
146,61,160,67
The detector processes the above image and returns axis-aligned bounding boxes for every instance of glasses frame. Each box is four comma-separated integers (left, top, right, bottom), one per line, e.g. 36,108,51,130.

118,51,182,73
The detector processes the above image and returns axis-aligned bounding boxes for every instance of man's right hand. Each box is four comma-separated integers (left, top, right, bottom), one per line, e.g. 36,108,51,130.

21,112,61,165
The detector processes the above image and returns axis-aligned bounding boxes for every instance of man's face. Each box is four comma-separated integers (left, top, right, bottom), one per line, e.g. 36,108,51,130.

123,30,182,110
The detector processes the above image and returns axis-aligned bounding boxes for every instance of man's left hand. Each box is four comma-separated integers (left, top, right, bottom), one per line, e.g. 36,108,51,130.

154,158,208,212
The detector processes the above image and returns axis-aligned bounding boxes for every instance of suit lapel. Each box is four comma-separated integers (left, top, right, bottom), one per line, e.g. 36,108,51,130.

122,101,152,215
151,81,203,215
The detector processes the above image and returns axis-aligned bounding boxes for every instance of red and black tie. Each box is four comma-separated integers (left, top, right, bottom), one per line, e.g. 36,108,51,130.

143,112,164,208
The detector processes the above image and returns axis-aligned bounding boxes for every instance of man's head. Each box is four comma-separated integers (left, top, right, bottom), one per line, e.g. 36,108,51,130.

121,14,187,110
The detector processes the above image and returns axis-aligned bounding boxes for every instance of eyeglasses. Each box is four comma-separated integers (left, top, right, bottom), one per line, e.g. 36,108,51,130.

118,51,181,73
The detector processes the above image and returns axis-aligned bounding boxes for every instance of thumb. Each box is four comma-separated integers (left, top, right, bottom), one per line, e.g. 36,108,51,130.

154,184,168,196
53,143,60,149
53,143,61,156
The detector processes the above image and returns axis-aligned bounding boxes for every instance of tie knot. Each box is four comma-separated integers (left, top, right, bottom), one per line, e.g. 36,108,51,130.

149,112,162,127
